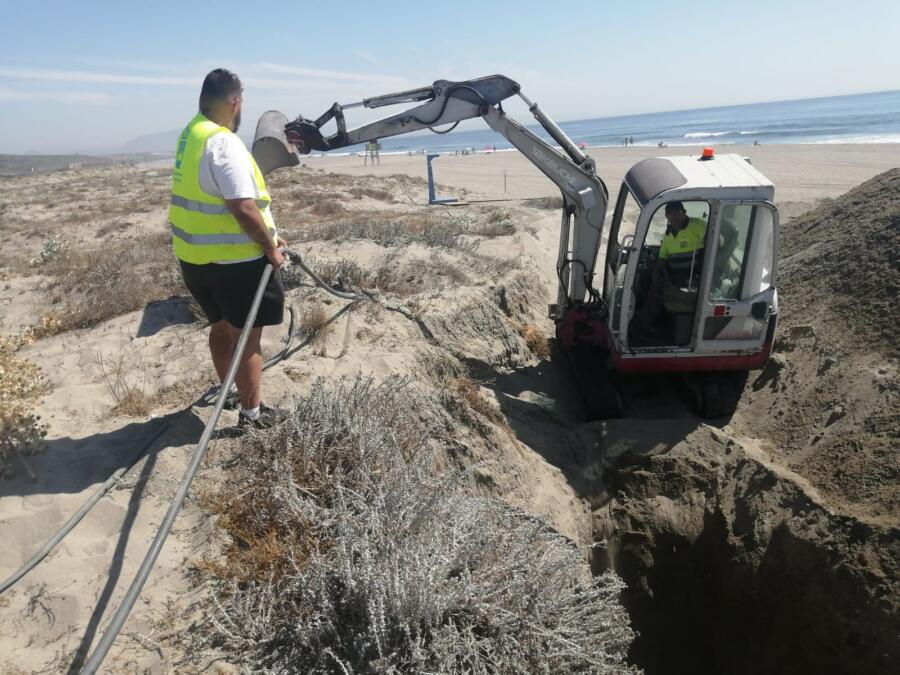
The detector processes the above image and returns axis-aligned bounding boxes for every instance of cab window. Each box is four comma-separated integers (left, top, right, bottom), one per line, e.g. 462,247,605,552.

646,200,710,247
709,204,775,301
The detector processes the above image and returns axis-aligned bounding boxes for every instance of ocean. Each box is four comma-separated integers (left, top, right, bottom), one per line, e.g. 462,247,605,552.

322,88,900,156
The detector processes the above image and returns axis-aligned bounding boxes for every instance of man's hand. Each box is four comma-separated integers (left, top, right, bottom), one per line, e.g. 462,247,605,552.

266,236,287,269
266,247,285,269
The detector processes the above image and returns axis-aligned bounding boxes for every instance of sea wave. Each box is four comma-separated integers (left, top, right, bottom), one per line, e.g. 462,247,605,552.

683,131,732,138
800,134,900,145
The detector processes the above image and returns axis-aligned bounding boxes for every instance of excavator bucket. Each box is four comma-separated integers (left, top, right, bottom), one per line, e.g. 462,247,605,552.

252,110,299,176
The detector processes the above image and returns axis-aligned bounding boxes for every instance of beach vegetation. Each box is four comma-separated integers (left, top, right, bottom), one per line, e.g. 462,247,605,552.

198,376,637,673
298,301,331,352
0,336,47,477
525,196,564,211
518,323,550,359
96,349,152,417
26,233,186,336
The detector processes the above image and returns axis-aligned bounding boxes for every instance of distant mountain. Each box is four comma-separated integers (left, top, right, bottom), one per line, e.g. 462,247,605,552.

110,127,254,155
111,128,181,155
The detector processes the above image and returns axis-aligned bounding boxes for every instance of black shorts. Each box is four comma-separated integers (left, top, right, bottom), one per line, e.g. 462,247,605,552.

180,257,285,328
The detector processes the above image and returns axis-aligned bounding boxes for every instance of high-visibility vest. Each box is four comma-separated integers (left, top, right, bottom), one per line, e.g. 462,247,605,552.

168,113,275,264
659,217,707,259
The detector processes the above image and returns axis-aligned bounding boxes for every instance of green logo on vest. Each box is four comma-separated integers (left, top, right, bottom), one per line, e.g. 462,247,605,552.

174,127,189,170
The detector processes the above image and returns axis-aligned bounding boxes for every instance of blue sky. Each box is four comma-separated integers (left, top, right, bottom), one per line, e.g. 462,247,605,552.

1,0,898,154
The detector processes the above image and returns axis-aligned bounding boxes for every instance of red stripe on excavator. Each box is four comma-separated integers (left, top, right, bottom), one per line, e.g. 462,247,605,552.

612,342,773,374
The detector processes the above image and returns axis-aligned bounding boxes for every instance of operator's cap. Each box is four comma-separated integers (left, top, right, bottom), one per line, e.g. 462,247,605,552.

664,201,686,214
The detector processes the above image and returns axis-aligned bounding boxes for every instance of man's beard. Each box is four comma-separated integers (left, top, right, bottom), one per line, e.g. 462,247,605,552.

232,109,241,133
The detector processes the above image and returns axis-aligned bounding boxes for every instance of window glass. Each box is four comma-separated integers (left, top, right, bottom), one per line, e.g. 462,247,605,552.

709,204,776,301
709,204,753,300
749,208,775,296
616,189,641,245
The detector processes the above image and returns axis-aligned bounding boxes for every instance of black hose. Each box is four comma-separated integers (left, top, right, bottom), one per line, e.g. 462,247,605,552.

79,265,274,674
0,420,170,594
412,84,489,133
283,248,359,301
0,250,355,598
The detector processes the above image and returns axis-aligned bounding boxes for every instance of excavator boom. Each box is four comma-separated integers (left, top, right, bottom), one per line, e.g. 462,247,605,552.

252,74,609,314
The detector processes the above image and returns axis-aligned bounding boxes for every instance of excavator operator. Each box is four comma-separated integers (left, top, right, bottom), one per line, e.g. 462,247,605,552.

631,201,708,340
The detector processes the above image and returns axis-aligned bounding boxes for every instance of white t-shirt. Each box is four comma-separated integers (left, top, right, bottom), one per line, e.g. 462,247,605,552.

199,131,260,200
198,131,275,263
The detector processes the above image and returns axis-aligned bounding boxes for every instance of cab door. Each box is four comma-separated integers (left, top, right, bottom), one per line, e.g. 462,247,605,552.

695,201,779,354
603,183,645,350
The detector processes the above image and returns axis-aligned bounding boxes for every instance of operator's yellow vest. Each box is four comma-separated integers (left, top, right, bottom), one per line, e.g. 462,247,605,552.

168,113,275,264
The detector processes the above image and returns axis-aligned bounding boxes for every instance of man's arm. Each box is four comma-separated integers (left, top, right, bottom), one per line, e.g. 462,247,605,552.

225,198,285,268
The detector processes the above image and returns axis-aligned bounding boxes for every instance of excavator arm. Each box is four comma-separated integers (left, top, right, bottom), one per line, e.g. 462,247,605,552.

252,74,608,315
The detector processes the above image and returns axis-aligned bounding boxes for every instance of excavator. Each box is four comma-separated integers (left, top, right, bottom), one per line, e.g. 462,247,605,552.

252,74,779,418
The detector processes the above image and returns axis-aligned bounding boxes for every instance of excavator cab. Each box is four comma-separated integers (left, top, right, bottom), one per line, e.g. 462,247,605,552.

599,152,779,414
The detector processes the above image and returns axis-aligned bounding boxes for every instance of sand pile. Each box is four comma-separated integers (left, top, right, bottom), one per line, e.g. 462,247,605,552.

777,168,900,357
732,168,899,521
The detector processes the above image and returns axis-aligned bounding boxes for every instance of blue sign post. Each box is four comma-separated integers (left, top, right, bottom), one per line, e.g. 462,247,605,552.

426,154,457,205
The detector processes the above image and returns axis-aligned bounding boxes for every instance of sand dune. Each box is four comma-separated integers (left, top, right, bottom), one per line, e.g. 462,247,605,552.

0,144,897,673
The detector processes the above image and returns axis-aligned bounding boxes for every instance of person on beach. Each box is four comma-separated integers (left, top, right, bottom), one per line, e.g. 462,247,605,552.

168,68,287,429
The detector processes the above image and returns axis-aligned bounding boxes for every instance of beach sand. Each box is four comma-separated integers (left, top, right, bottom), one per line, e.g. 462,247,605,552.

304,142,898,215
0,142,896,672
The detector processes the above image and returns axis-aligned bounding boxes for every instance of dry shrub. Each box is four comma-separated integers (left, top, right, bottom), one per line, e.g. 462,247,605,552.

0,337,47,476
201,376,637,673
373,256,430,296
285,256,370,292
297,215,478,253
519,323,550,359
447,376,506,426
22,313,66,341
27,234,185,335
97,350,151,417
525,196,564,211
468,209,516,237
416,348,467,385
29,232,70,266
470,218,516,237
310,199,344,216
349,187,394,202
373,253,468,297
299,302,331,350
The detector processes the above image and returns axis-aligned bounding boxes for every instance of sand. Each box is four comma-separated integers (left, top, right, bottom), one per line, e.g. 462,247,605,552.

302,142,899,212
0,142,897,672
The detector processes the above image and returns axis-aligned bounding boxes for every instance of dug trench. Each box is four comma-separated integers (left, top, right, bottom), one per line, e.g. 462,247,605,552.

479,348,897,675
580,416,897,674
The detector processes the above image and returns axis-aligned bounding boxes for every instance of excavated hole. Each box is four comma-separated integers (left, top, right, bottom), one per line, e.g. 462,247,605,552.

588,450,895,675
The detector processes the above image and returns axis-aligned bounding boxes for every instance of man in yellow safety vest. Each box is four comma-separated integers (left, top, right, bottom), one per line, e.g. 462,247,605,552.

169,68,287,428
632,201,708,341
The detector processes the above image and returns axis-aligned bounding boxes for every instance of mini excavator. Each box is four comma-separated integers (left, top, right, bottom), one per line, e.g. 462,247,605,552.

253,75,779,418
